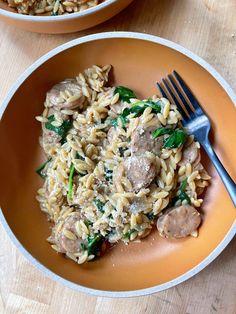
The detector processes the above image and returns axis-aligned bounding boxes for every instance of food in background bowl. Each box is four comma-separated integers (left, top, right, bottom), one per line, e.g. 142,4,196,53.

0,0,134,33
2,0,105,15
35,64,211,265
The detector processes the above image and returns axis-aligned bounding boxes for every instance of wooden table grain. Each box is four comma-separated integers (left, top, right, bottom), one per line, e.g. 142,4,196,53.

0,1,236,313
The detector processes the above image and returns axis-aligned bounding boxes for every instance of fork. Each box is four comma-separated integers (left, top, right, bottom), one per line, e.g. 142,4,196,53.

157,71,236,207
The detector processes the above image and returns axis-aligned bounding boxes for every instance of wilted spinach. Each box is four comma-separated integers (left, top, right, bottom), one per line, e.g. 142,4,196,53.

36,157,52,179
114,86,136,103
45,115,72,143
68,163,75,200
152,126,186,149
93,199,105,213
87,234,104,256
173,178,191,205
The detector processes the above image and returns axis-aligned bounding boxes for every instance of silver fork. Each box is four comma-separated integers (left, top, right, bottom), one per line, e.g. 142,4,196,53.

157,71,236,207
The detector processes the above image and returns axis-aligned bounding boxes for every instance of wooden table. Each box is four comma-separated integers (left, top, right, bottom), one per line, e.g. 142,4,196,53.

0,0,236,313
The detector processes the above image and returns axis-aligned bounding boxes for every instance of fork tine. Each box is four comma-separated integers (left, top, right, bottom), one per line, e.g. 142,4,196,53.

173,71,204,114
167,74,194,118
162,78,188,122
156,82,168,99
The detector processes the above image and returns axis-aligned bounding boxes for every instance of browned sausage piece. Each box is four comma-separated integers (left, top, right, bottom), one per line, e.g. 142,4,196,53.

179,142,199,166
107,126,127,145
55,212,86,254
46,79,85,110
131,125,163,156
192,153,204,171
124,156,156,192
156,205,201,238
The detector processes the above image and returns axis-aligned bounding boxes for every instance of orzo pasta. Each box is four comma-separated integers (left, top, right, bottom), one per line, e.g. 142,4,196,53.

36,65,210,264
3,0,105,16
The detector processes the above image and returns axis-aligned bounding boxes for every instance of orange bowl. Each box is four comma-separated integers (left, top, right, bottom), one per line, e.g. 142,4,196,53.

0,0,134,33
0,32,235,297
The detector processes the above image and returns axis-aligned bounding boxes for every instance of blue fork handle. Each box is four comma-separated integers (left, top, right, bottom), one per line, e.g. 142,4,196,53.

202,139,236,207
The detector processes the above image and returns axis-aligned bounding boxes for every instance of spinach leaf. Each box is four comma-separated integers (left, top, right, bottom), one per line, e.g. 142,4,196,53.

174,129,187,147
112,100,162,129
123,229,135,239
118,147,127,157
104,168,113,181
173,178,190,205
80,243,86,251
78,171,88,177
119,100,162,125
180,178,188,192
87,234,104,256
119,115,128,128
75,152,85,161
84,219,93,228
121,107,131,117
146,212,157,221
68,163,75,200
115,86,136,103
178,178,191,204
51,11,59,16
163,129,186,149
129,99,162,116
110,118,118,127
152,127,174,139
105,228,116,239
127,103,144,114
93,199,105,213
177,191,191,204
45,115,72,143
152,127,186,149
101,117,107,124
73,153,88,176
144,99,162,113
36,157,52,179
129,105,146,117
129,100,161,117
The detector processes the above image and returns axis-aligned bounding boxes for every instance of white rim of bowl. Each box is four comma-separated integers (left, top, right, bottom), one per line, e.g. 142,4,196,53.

0,32,235,298
0,0,117,21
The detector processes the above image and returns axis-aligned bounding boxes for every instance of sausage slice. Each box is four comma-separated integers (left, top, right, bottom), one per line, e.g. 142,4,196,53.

46,79,85,110
131,125,163,156
124,156,156,192
55,212,86,254
156,205,201,238
179,142,199,166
